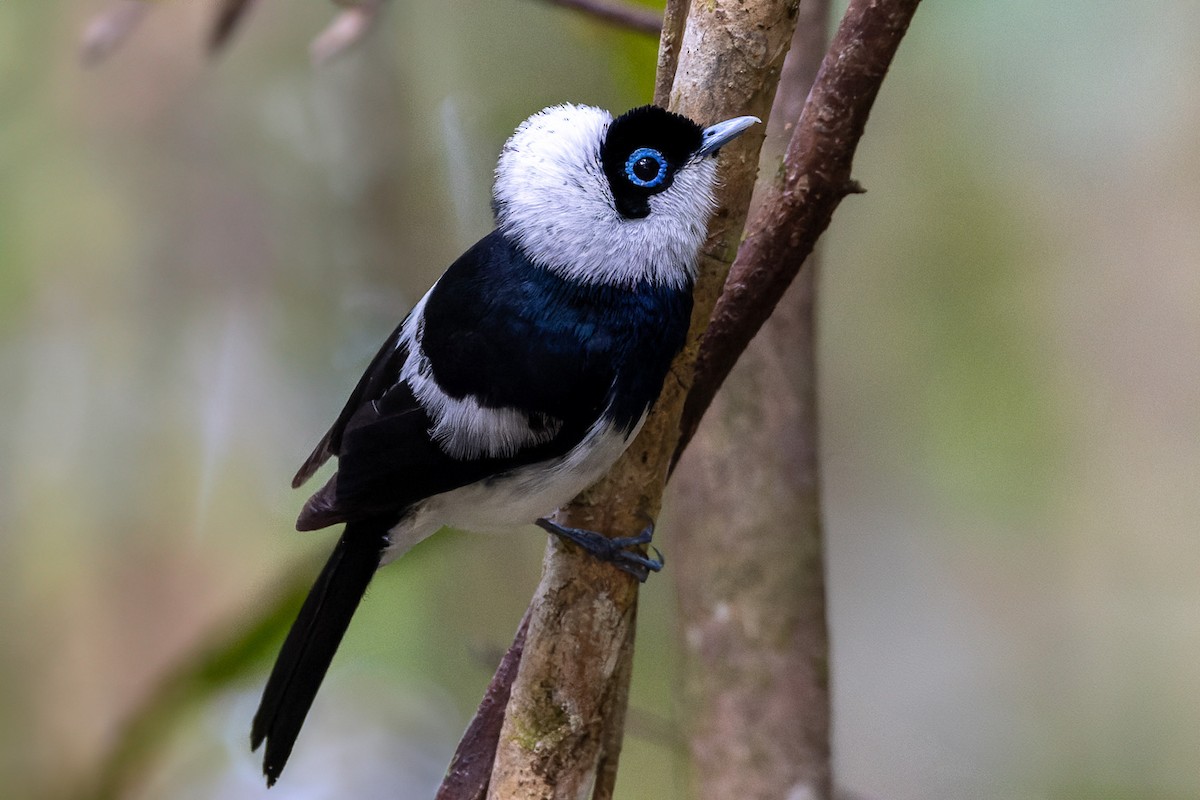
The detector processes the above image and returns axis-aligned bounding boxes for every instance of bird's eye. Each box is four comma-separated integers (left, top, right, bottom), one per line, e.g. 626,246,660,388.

624,148,668,189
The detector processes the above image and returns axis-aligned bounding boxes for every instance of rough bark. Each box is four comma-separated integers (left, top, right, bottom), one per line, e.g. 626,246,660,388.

653,0,689,107
483,2,799,798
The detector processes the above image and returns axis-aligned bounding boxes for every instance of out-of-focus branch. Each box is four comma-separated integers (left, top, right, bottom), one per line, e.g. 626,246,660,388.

209,0,261,53
535,0,663,35
82,0,386,65
670,3,835,796
675,0,925,462
211,0,386,60
86,554,324,800
80,0,153,66
310,0,386,65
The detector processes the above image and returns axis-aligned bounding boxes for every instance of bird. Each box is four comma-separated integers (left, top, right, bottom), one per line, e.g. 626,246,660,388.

250,102,759,786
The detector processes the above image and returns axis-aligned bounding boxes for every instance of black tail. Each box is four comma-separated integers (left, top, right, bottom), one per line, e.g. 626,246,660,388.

251,522,387,786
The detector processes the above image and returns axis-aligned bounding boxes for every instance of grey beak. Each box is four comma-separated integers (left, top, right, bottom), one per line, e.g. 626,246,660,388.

697,115,761,157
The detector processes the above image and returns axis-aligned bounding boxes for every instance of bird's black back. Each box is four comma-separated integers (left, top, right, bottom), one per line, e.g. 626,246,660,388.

422,230,691,433
295,230,693,530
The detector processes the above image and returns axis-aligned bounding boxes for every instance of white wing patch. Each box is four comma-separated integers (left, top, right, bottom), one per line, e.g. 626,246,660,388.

397,290,564,460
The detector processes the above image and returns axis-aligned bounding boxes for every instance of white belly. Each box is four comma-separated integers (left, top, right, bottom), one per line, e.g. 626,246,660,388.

382,416,641,563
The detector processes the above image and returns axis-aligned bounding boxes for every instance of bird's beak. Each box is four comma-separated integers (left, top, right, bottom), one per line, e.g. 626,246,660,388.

697,115,761,157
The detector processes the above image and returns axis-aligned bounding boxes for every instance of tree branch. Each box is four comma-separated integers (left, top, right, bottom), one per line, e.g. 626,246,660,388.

483,1,798,797
535,0,663,35
588,616,636,800
435,609,532,800
80,1,153,67
652,0,688,107
671,2,835,796
310,0,386,65
443,1,925,797
209,0,261,54
675,0,925,462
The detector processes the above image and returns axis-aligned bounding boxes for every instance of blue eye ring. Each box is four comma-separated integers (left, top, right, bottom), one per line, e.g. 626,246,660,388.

625,148,668,188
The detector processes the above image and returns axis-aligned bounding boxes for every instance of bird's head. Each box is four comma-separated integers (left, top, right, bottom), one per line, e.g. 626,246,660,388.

493,104,759,289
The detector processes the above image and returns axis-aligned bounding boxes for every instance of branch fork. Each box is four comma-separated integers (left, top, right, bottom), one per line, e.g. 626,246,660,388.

437,1,924,798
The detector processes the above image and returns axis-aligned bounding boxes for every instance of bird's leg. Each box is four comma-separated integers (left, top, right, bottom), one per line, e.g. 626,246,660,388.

535,517,663,582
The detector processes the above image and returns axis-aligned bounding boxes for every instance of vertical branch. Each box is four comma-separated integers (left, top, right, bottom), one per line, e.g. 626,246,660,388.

670,1,923,797
484,2,798,798
653,0,689,107
672,257,832,800
671,0,835,791
587,604,637,800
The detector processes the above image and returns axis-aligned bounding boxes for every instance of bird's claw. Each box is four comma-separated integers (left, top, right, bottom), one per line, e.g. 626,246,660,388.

535,518,663,582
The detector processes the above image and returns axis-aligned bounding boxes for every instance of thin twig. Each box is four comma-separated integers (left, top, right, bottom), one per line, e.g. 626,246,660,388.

535,0,663,35
674,0,925,465
310,0,386,65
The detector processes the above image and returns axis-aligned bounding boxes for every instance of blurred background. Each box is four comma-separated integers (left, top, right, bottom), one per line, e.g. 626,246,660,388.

2,1,1198,798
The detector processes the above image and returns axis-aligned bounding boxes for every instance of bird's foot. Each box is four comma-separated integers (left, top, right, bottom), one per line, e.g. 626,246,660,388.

535,518,663,583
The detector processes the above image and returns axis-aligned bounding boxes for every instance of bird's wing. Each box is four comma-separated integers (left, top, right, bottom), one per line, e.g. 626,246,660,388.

291,318,409,490
296,382,596,530
293,231,618,531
